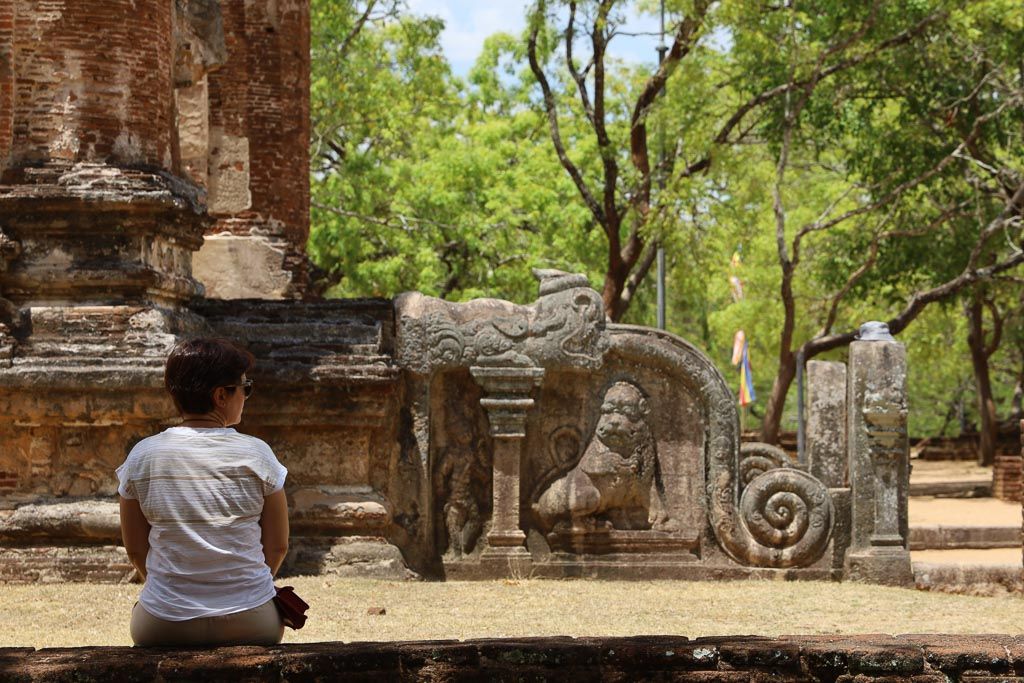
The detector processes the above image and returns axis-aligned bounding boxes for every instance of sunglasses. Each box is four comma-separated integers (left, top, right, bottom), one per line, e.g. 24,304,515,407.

222,379,254,399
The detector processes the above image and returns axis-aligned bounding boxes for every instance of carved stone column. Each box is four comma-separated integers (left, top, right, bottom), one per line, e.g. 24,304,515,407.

470,366,545,566
844,323,913,586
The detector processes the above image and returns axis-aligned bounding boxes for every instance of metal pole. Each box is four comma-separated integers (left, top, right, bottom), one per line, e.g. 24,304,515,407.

796,348,806,465
655,0,668,330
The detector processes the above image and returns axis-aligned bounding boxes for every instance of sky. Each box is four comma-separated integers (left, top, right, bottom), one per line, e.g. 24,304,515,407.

405,0,666,77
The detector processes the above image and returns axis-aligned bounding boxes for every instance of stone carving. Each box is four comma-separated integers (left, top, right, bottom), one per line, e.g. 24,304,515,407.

738,442,789,492
435,399,490,559
0,228,21,273
532,425,583,495
534,380,669,532
845,338,913,585
736,443,833,560
739,465,833,563
610,327,833,569
395,269,609,375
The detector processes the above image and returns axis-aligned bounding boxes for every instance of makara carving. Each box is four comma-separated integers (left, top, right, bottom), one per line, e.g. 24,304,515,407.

396,275,837,573
395,269,609,374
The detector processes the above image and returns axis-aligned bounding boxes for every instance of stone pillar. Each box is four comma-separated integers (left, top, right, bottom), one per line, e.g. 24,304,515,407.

844,325,913,586
806,360,848,488
1,0,176,177
470,366,544,569
196,0,311,299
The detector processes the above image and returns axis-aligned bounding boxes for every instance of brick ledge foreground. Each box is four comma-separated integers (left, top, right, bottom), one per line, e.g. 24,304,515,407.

4,635,1024,681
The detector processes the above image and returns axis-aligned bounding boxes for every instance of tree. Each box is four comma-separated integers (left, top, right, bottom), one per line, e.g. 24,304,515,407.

736,0,1024,443
309,2,606,302
523,0,970,326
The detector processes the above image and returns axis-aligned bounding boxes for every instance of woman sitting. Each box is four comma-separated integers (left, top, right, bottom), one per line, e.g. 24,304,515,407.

116,337,290,647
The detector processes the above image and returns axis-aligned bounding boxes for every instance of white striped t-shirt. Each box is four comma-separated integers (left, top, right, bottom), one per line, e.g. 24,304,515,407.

116,426,288,621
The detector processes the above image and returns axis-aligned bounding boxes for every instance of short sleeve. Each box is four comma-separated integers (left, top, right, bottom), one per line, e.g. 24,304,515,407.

115,459,137,499
254,440,288,496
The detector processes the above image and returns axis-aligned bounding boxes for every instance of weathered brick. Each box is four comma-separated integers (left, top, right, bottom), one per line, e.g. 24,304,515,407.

2,0,175,178
599,636,718,671
714,635,802,671
901,634,1013,675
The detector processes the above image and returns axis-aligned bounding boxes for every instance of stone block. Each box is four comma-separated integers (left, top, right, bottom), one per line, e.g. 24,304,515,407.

899,635,1012,674
287,486,390,535
0,499,120,543
207,128,251,214
192,233,293,299
19,647,162,682
807,360,848,487
284,536,414,579
598,636,717,671
175,78,210,187
714,636,801,671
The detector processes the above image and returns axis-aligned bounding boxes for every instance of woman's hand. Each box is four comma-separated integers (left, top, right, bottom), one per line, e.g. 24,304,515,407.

119,496,151,580
260,490,290,576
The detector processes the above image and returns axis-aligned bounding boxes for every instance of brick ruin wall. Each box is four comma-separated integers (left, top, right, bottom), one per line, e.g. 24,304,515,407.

0,0,311,298
0,0,175,176
197,0,312,298
7,635,1024,681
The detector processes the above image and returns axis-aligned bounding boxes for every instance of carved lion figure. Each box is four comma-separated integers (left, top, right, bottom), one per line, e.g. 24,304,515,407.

534,380,669,532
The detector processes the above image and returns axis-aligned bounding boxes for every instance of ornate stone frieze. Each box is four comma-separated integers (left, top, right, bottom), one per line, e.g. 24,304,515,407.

394,269,609,375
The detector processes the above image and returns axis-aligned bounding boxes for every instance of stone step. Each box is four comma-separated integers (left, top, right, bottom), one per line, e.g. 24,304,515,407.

914,561,1022,593
909,525,1020,550
908,480,992,498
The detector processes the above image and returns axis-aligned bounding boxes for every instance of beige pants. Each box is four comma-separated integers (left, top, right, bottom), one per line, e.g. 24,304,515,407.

131,598,284,647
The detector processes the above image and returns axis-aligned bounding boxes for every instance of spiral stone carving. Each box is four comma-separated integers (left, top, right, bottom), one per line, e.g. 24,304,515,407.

739,467,833,566
738,442,789,491
608,325,833,569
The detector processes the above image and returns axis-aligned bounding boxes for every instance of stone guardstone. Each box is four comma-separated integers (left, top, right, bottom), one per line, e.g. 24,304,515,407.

398,270,840,578
806,360,848,487
844,334,913,586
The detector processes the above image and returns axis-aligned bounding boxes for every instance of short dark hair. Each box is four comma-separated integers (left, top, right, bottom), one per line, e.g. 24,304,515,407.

164,338,255,414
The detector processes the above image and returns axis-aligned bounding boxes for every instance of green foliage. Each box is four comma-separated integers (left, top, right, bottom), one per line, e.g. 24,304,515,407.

309,1,604,302
308,0,1024,437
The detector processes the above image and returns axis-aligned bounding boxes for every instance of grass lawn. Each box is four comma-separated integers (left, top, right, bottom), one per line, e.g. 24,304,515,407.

2,578,1021,649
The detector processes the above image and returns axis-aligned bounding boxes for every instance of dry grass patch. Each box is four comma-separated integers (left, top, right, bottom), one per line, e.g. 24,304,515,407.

1,578,1022,649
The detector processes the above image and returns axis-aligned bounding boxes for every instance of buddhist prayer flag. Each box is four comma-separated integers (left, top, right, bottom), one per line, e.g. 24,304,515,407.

728,275,744,302
729,247,754,407
731,330,745,366
738,341,756,407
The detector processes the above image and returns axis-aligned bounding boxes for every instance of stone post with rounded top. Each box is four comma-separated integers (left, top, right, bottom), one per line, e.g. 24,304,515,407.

843,321,913,586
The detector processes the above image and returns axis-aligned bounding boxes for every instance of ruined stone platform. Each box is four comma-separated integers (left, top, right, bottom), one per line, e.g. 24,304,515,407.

4,635,1024,681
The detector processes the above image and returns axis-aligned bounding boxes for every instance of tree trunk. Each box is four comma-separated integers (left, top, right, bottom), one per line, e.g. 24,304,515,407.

602,267,627,322
966,293,998,466
760,349,796,444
